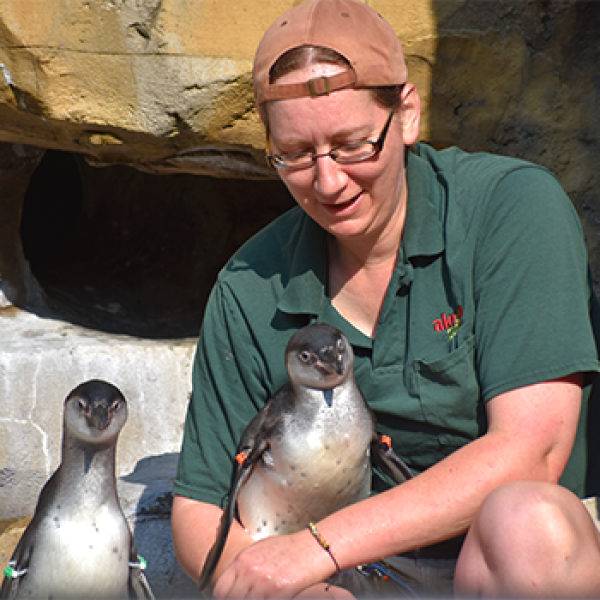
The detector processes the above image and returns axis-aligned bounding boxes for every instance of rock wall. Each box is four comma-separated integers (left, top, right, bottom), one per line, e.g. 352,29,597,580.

0,0,276,178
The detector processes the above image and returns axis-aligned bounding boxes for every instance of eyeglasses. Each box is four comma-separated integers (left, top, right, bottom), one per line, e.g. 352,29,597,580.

266,110,395,170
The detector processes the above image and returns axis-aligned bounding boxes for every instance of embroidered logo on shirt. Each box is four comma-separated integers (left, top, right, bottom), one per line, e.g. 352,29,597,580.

433,307,463,339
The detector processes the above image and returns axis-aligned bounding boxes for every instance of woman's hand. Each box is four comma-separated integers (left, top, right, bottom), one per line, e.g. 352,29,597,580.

212,528,348,598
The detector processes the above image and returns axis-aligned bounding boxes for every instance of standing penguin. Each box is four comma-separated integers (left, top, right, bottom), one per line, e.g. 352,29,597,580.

1,380,155,600
199,323,412,591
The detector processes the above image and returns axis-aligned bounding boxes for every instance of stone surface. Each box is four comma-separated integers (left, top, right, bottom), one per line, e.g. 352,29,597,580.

0,143,45,310
117,453,198,598
0,0,455,177
0,0,281,179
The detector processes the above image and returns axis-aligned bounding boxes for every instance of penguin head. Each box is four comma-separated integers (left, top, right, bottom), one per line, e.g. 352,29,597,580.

64,379,128,444
285,323,353,390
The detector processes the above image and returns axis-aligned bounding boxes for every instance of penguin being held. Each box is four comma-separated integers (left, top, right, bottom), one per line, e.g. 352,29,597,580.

199,322,413,591
1,379,155,600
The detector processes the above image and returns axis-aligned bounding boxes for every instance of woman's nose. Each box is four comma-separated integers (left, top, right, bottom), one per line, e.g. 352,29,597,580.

313,154,348,198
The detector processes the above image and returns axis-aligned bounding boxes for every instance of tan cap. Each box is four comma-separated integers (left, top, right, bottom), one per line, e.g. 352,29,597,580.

253,0,407,106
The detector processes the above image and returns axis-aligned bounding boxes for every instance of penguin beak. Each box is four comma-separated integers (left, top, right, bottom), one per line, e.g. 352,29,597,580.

85,402,112,431
317,347,344,376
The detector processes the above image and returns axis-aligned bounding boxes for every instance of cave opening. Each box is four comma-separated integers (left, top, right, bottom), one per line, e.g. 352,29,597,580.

19,150,294,339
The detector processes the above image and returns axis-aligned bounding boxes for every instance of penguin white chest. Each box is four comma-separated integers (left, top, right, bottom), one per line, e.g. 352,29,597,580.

238,394,373,540
22,504,131,598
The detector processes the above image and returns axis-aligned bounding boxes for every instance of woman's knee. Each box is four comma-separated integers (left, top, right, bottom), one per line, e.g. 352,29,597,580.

456,481,600,596
468,481,592,562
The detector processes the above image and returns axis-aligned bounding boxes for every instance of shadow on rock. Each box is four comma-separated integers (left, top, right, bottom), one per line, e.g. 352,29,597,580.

118,453,198,598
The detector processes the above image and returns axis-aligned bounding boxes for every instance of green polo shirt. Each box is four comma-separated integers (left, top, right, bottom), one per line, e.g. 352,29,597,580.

174,143,600,507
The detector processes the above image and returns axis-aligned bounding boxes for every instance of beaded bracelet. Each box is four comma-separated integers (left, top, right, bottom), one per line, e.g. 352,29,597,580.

307,522,341,573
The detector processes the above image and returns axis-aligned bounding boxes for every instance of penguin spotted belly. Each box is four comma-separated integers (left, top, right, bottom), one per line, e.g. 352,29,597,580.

20,507,131,598
238,415,372,540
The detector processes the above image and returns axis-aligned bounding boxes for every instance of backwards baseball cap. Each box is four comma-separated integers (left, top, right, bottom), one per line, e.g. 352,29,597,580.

253,0,407,106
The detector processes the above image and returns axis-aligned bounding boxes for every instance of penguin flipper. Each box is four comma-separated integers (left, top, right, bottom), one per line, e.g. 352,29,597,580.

2,467,61,599
0,573,18,600
371,435,414,485
198,437,268,593
1,525,35,600
128,567,155,600
128,537,156,600
1,562,21,600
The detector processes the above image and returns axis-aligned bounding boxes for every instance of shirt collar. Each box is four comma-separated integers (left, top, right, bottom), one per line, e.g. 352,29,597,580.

277,211,328,317
402,146,445,259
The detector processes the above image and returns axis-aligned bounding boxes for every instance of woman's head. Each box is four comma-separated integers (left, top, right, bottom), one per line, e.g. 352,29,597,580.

253,1,420,247
263,63,420,245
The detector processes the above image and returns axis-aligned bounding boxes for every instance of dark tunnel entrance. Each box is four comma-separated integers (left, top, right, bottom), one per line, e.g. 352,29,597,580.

21,151,84,266
19,150,294,339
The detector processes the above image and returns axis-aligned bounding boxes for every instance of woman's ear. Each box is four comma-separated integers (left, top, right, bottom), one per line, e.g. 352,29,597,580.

400,83,421,146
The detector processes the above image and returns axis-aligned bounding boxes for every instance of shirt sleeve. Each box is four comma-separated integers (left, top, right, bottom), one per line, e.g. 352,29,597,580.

173,279,269,506
472,165,599,402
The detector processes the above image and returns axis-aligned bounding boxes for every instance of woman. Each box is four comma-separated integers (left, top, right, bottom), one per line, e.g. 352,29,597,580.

172,0,600,596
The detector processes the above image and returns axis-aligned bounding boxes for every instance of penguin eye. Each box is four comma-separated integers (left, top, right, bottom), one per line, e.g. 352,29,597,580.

336,339,345,353
110,399,121,413
78,398,89,412
299,351,311,364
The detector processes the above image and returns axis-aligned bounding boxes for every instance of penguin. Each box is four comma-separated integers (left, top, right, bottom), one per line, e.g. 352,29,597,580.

199,322,413,591
1,379,155,600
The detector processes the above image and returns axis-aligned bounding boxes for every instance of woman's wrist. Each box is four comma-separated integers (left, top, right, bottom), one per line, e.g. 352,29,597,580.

297,522,344,581
307,522,342,573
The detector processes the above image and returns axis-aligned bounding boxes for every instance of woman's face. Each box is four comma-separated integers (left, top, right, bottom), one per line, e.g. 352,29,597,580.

265,63,420,248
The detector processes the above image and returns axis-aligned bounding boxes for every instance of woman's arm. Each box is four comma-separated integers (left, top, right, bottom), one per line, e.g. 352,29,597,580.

171,495,256,587
171,495,355,598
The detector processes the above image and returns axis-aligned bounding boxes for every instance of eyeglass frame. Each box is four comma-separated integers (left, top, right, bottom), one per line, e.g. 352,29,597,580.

265,108,396,170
